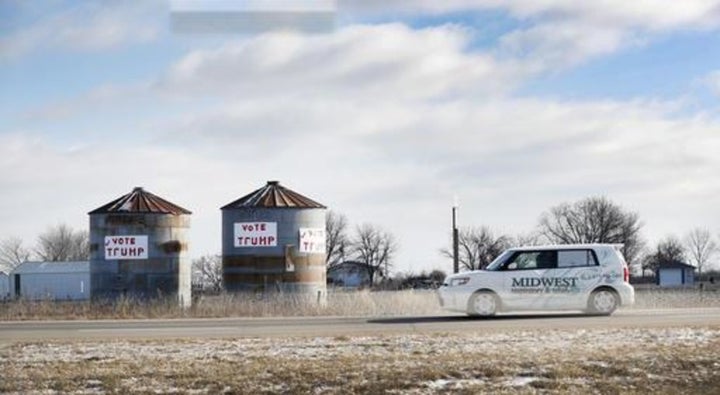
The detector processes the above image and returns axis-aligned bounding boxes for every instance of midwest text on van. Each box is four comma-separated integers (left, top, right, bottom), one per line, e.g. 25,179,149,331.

512,277,579,288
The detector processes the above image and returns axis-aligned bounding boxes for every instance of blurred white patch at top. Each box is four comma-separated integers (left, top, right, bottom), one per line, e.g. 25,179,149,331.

170,0,337,34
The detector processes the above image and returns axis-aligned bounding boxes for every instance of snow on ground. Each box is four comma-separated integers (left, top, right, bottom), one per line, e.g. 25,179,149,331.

9,327,719,364
3,326,720,394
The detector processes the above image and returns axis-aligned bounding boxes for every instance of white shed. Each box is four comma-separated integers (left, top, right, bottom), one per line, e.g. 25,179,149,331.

0,271,9,300
327,261,372,289
10,261,90,300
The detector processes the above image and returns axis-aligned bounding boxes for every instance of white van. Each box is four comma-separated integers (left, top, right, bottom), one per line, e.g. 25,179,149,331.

437,244,635,316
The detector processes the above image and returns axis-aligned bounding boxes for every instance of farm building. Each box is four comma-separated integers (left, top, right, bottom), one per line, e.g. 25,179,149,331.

0,271,9,300
89,187,192,307
327,261,372,289
221,181,327,301
656,261,695,287
9,261,90,300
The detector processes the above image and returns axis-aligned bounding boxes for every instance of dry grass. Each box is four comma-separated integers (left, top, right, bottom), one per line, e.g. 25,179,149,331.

0,290,446,321
1,288,718,321
629,288,720,309
2,327,719,394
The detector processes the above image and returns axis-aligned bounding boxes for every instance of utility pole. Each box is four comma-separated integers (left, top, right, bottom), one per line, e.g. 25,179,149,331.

452,198,459,274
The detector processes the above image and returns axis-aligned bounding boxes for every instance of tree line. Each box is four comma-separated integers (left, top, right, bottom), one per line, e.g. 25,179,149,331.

442,196,718,277
0,224,89,271
2,196,717,285
191,213,399,292
325,211,398,284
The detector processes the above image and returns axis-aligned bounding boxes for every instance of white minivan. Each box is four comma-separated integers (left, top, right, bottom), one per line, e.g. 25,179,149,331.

437,244,635,316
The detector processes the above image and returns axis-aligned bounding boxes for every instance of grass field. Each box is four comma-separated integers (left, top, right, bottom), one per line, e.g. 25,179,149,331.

2,327,719,394
2,288,719,321
2,290,719,393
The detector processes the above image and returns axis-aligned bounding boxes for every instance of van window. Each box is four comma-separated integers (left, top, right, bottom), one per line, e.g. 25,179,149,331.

557,250,598,268
503,250,557,270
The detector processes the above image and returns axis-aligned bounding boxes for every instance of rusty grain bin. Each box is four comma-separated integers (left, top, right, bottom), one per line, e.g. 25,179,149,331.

88,187,192,307
221,181,327,301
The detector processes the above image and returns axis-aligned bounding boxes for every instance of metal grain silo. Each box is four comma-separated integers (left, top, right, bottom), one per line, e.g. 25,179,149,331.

88,187,192,307
221,181,327,301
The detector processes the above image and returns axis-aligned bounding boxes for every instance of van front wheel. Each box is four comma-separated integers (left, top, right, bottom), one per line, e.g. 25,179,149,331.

468,291,498,317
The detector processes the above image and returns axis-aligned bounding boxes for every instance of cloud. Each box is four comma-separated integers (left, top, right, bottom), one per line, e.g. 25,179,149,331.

5,12,720,271
341,1,720,70
496,21,635,72
0,132,231,256
21,82,152,121
5,88,719,271
19,23,515,123
342,0,720,31
704,70,720,96
499,0,720,31
159,23,511,100
0,2,164,61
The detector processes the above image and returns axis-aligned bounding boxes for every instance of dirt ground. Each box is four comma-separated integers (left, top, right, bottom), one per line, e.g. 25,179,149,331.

2,326,719,394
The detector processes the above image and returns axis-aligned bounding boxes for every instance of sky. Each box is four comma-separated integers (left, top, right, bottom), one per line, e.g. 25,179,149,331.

1,0,719,275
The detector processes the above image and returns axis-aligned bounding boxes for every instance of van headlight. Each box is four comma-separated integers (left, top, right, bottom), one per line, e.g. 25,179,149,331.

449,277,470,287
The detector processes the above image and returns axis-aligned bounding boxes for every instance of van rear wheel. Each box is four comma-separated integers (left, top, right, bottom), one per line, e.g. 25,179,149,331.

468,291,498,317
587,289,619,316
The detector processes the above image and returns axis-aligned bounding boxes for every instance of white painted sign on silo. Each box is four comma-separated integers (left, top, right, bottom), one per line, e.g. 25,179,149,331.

234,222,277,247
105,235,148,260
299,228,325,253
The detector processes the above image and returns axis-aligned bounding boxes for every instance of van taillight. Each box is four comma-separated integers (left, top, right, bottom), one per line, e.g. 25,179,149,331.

623,266,630,283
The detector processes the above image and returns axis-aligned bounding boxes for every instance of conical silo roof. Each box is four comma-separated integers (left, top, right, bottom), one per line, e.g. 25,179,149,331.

221,181,326,209
88,187,192,215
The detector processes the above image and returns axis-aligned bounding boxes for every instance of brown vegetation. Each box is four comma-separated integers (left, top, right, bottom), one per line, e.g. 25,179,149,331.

1,327,719,394
1,288,719,321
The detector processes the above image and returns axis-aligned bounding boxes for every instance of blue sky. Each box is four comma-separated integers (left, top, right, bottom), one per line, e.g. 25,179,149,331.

1,1,719,274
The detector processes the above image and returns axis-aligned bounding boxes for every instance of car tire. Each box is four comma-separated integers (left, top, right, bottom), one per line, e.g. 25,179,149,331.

468,291,499,317
587,288,619,316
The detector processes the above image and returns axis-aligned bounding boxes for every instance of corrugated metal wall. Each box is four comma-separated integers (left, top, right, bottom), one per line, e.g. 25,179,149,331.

222,207,327,298
88,188,192,307
89,213,191,306
10,272,90,301
0,273,9,300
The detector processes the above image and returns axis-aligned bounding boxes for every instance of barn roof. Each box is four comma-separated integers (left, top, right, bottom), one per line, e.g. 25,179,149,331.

89,187,191,215
221,181,326,209
657,260,696,270
12,261,89,275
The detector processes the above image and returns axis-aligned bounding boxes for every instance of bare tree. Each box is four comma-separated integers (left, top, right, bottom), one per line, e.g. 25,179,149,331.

192,254,223,293
538,196,644,265
632,246,651,278
428,269,447,284
685,228,717,276
0,236,32,271
510,232,543,247
441,226,511,271
350,224,398,284
644,236,687,274
35,224,89,262
326,210,349,268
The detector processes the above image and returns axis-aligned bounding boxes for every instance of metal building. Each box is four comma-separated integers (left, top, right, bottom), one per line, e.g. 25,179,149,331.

88,187,192,307
657,261,696,287
9,261,90,300
221,181,327,301
0,271,9,300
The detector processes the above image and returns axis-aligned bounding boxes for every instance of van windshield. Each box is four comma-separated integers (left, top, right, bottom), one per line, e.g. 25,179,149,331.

485,250,514,271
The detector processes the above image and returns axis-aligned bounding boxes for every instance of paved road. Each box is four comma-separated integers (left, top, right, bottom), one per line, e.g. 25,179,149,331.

1,308,719,344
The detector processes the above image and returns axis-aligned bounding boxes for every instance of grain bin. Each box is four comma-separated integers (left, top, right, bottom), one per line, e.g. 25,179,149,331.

221,181,327,301
89,187,192,307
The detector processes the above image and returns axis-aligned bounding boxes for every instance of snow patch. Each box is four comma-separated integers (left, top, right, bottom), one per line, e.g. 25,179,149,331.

425,378,485,390
506,376,539,387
